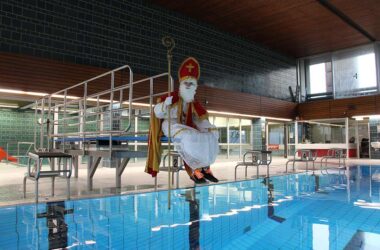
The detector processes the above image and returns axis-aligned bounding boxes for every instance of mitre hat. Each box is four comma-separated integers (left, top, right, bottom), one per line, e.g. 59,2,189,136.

178,57,200,82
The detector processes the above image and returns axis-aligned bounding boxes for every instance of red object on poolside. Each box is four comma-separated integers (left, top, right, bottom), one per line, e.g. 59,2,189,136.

0,147,17,162
268,144,280,150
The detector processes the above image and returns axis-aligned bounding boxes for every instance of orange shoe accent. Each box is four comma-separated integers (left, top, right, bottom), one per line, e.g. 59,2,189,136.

193,169,204,179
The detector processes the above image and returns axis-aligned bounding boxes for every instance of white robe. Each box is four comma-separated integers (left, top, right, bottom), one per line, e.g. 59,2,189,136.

154,100,219,170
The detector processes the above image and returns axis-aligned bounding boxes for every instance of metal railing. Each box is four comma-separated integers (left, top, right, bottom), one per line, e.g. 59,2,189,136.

285,149,318,173
33,65,173,152
320,148,346,175
234,150,272,179
6,141,34,166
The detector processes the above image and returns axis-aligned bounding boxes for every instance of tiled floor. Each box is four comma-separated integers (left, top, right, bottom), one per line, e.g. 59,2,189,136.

0,157,378,207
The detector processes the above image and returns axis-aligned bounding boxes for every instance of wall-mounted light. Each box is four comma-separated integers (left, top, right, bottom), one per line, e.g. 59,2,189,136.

0,88,47,97
208,110,292,121
0,103,19,108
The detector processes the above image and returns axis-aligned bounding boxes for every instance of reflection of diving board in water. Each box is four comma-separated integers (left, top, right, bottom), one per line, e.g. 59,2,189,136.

37,201,73,250
29,64,173,193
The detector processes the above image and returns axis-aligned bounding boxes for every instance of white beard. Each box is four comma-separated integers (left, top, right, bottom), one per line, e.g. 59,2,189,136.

179,84,196,103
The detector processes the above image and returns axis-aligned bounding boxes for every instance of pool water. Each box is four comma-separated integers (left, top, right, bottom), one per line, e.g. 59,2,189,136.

1,166,380,249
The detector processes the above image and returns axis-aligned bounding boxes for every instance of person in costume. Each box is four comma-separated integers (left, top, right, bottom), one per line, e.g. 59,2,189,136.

145,57,219,183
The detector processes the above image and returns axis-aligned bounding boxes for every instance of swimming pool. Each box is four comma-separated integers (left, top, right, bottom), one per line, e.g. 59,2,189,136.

1,166,380,249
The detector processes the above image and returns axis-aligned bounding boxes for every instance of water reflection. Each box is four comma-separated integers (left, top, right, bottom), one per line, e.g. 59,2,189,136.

262,177,286,223
1,166,380,249
185,189,200,250
37,201,73,249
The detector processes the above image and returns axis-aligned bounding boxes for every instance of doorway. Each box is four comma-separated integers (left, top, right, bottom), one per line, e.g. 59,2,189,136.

267,122,287,158
357,121,370,158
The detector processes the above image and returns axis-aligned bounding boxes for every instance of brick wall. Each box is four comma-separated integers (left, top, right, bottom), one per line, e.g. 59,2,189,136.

0,0,296,100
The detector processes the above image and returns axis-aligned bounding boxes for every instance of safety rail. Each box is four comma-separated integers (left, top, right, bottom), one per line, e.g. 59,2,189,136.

6,141,34,166
154,151,184,190
234,150,272,180
23,151,72,203
320,148,346,175
32,65,173,153
286,149,317,173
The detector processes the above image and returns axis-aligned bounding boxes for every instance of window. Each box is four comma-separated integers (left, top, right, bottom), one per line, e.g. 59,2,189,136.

304,43,378,101
306,57,333,100
240,119,251,144
333,45,377,98
309,63,326,94
213,116,227,144
357,53,377,88
301,44,378,101
228,118,240,144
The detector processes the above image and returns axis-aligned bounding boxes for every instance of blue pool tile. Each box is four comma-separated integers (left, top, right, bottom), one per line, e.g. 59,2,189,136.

1,166,380,249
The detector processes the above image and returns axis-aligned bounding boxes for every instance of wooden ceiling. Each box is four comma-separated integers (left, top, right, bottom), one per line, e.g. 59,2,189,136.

151,0,379,58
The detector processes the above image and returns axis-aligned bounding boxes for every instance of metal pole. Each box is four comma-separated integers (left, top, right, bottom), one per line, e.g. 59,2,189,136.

162,36,175,210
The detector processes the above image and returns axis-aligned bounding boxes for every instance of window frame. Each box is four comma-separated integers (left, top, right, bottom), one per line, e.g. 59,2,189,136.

305,55,333,101
303,43,379,102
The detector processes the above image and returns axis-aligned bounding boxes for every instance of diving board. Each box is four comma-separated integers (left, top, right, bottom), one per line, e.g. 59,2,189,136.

29,65,174,192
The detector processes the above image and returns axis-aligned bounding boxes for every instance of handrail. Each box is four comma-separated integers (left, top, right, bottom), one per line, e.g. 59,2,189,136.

285,149,318,173
235,150,272,179
32,65,173,152
6,141,34,166
320,148,346,174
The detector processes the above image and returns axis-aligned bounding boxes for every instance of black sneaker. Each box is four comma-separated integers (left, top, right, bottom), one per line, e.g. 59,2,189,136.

190,175,207,184
201,169,219,183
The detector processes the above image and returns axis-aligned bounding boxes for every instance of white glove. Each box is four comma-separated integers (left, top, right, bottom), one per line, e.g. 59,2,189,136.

164,96,173,107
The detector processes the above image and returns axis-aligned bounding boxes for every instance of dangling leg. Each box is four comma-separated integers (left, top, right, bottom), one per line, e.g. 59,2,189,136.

201,167,219,183
184,163,206,184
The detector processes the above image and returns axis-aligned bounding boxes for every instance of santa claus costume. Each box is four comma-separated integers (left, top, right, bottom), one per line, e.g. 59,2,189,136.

145,57,219,183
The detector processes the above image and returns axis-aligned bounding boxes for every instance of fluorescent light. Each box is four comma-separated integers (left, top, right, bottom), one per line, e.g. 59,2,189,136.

132,102,151,107
208,110,259,118
2,86,153,109
0,88,48,97
208,110,292,121
264,116,293,121
1,87,291,120
0,103,19,108
51,94,80,100
298,120,344,127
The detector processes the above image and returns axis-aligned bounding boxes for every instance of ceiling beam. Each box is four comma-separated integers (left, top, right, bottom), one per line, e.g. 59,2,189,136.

317,0,376,42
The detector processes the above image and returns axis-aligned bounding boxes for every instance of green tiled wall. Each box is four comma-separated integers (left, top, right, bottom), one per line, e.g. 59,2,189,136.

252,118,265,150
0,109,35,157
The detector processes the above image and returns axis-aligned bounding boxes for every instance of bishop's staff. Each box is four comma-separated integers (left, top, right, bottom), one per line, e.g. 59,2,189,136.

162,36,175,210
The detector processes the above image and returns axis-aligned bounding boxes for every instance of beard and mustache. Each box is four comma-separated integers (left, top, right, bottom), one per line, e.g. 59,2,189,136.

179,82,197,103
